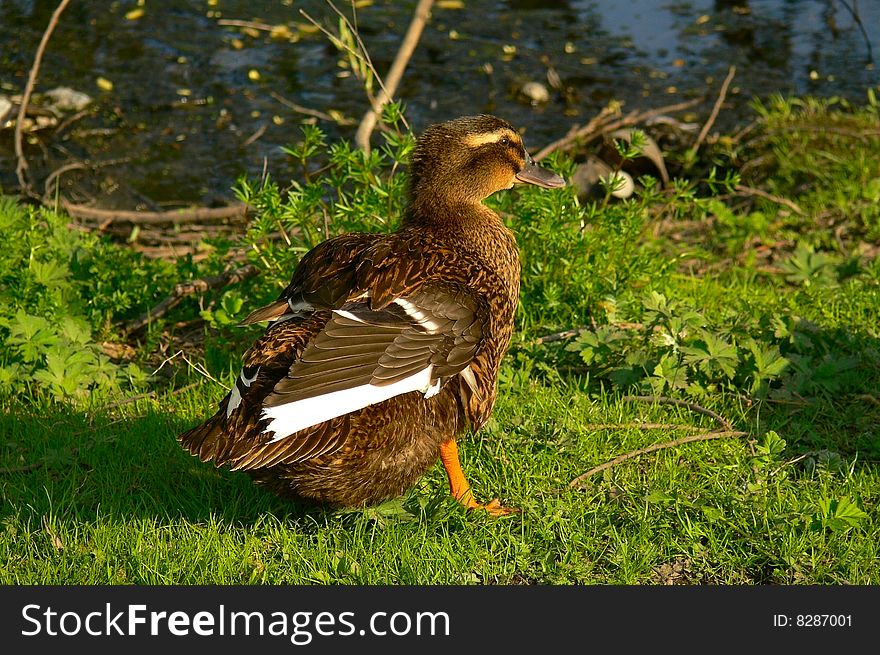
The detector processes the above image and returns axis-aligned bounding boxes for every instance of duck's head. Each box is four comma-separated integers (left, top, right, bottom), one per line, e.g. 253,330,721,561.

407,115,565,208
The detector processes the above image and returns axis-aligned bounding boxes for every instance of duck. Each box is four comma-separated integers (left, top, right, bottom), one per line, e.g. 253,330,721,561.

178,114,565,515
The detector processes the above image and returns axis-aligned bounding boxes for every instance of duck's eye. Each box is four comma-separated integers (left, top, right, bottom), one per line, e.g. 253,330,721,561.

499,136,510,147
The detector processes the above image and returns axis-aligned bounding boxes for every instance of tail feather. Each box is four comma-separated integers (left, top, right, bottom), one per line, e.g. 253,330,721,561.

178,410,235,465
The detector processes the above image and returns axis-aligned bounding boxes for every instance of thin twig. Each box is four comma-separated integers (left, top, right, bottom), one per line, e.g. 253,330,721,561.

836,0,873,61
299,7,388,107
124,265,259,335
353,0,433,151
533,328,586,345
621,394,735,431
533,98,702,162
43,157,131,200
152,351,230,390
734,184,804,215
217,18,277,32
330,0,383,101
242,122,268,147
692,65,736,152
568,430,748,487
53,107,90,136
533,104,618,162
582,423,706,432
14,0,73,197
770,453,808,478
43,162,88,198
269,91,356,125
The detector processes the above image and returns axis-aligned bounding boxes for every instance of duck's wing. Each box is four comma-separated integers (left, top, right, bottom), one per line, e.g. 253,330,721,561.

240,233,379,326
209,282,486,472
179,283,488,469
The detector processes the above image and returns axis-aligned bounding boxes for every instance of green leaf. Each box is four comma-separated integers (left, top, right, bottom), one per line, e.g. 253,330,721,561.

31,258,70,289
754,430,786,466
779,242,839,287
6,311,59,363
651,353,688,392
811,497,869,533
0,363,23,391
58,315,93,346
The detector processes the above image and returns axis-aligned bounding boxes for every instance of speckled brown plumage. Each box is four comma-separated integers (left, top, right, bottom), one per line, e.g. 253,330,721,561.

178,115,565,510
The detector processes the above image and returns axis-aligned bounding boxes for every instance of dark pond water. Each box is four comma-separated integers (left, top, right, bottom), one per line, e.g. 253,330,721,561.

0,0,877,208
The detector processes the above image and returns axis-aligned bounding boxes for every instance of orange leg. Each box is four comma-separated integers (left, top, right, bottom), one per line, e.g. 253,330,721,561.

439,439,518,516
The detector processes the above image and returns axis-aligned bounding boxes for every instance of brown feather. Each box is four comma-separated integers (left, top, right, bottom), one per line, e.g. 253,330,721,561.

240,299,290,325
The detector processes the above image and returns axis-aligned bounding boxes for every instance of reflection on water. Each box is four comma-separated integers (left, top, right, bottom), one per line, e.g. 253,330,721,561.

0,0,876,207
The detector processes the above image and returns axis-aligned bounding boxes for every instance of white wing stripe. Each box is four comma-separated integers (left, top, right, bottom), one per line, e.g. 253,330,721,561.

262,365,435,442
333,309,367,324
393,297,443,332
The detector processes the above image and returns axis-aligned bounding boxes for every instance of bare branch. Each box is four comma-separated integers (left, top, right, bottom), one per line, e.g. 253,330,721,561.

270,91,356,125
734,184,804,215
217,18,277,32
569,430,748,487
14,0,73,198
242,122,268,147
63,201,249,227
621,394,735,431
533,328,586,345
299,7,386,106
581,423,706,431
124,265,259,335
354,0,433,151
692,65,736,152
533,98,702,162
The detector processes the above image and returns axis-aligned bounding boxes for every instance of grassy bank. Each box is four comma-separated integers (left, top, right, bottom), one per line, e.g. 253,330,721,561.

1,96,878,584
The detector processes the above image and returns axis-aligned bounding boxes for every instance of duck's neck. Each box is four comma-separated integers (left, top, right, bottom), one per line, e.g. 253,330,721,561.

402,194,503,232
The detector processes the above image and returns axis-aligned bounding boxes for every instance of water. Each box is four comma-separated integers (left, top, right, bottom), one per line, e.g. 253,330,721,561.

0,0,877,208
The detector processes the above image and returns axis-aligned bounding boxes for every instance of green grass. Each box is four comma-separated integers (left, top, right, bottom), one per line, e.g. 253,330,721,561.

1,95,878,584
2,369,877,584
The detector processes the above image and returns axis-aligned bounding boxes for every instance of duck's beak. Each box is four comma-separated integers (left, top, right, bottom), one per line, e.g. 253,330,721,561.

515,153,566,189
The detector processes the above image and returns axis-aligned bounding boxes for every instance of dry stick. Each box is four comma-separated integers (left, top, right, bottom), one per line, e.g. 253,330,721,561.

353,0,433,152
14,0,73,197
242,122,268,147
43,157,131,200
43,162,88,198
836,0,873,61
692,65,736,152
53,107,90,136
124,265,259,335
328,1,383,101
532,321,659,347
568,430,747,487
734,184,804,215
621,394,734,431
216,18,278,32
582,423,706,432
533,328,586,345
533,98,702,162
533,104,618,162
64,201,249,226
269,91,356,125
